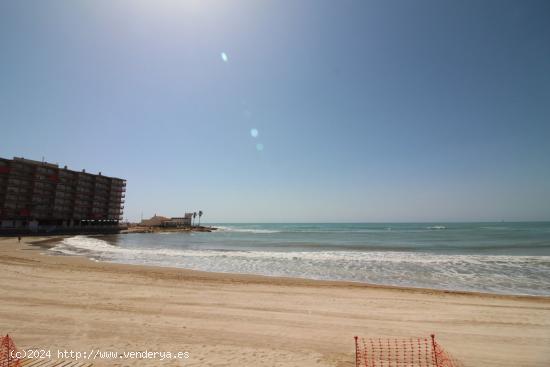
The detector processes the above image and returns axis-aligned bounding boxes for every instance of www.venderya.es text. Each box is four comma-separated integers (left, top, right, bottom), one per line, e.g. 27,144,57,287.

11,349,190,361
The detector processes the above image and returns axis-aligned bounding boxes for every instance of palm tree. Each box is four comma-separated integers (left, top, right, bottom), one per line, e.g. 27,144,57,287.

198,210,203,226
193,212,197,226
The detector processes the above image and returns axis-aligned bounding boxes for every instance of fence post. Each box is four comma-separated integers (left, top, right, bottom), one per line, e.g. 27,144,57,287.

355,336,361,367
7,334,11,367
430,334,439,367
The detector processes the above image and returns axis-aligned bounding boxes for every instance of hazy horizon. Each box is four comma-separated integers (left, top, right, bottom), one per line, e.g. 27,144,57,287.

2,0,550,223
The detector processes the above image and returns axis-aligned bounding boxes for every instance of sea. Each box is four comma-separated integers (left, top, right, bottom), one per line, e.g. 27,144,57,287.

50,222,550,296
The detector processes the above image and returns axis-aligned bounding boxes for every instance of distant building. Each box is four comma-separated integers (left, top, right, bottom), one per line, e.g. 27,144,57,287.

140,213,193,227
0,157,126,233
140,214,170,227
162,213,193,227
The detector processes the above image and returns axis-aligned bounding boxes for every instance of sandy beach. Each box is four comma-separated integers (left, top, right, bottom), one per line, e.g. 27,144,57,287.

0,236,549,367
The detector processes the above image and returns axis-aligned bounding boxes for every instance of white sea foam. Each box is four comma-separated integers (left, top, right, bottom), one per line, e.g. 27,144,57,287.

215,226,280,234
51,235,550,296
213,226,401,234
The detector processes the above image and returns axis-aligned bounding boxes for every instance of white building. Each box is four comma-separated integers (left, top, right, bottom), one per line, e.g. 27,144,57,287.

161,213,194,227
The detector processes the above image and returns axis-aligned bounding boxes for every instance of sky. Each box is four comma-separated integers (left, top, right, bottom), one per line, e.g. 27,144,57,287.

1,0,549,223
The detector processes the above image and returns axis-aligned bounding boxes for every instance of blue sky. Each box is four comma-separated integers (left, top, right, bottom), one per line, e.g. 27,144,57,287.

1,0,549,222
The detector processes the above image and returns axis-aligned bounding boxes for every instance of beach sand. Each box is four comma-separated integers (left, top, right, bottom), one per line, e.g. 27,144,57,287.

0,236,549,367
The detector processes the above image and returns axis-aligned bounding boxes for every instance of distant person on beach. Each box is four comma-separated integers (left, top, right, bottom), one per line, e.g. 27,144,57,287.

18,236,21,243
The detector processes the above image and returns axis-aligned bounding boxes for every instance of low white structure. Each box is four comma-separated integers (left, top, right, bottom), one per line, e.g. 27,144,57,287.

162,213,193,227
140,214,170,227
140,213,194,227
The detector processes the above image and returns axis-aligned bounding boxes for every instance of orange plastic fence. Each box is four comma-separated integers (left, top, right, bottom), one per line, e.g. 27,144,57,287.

354,334,463,367
0,335,20,367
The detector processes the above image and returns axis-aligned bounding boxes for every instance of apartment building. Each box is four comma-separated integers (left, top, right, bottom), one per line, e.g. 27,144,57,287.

0,157,125,233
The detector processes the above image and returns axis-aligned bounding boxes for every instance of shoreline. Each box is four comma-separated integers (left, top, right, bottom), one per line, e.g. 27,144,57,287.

1,236,549,366
34,234,550,301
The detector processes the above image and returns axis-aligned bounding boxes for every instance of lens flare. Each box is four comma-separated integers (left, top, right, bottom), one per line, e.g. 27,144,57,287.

221,52,228,62
256,143,264,151
250,128,259,138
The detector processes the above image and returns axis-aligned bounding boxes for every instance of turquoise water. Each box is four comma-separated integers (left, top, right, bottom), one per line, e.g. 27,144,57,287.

51,222,550,296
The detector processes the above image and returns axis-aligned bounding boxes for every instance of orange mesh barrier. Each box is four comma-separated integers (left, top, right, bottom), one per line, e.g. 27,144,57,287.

354,334,463,367
0,335,20,367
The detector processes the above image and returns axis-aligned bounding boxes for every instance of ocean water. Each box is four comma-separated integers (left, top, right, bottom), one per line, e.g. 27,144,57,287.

50,222,550,296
